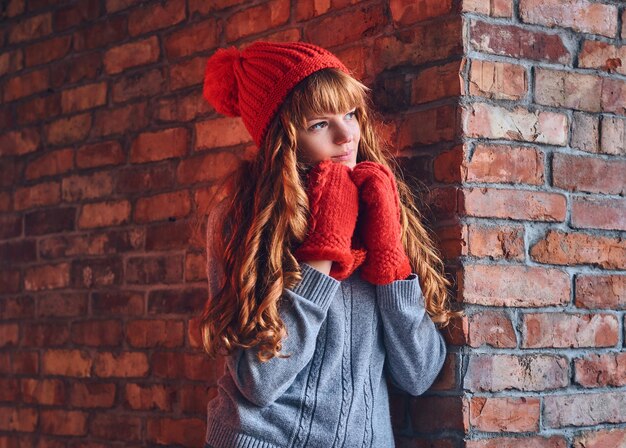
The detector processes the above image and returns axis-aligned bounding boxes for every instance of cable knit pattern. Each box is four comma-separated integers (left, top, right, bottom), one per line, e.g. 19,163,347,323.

350,162,412,285
294,160,360,280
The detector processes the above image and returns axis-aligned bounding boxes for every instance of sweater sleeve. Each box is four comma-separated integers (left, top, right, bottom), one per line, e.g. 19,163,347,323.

224,263,339,407
376,273,447,396
205,204,340,407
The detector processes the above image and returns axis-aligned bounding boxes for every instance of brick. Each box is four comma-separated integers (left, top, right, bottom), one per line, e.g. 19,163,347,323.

189,0,248,15
576,275,626,310
111,67,166,102
462,0,513,17
151,351,214,381
44,113,92,146
43,349,92,377
130,127,188,163
464,102,568,145
544,392,626,428
71,320,123,346
397,104,458,149
24,35,71,67
178,384,209,413
69,382,116,408
600,77,626,115
51,52,102,88
466,436,567,448
25,207,76,236
8,13,52,43
469,144,544,185
78,200,131,229
106,0,143,13
71,256,123,288
371,18,462,72
116,164,176,194
0,296,35,319
146,417,207,447
195,117,251,150
463,187,565,221
467,60,527,100
37,291,88,318
25,148,74,180
0,269,21,294
0,378,19,401
3,67,49,102
22,322,69,346
410,61,462,104
430,353,457,391
20,379,65,405
530,230,626,270
90,413,142,441
465,354,568,392
468,310,517,348
54,0,101,31
470,396,539,432
462,264,569,307
554,153,625,195
467,224,524,260
126,319,184,348
148,287,206,314
519,0,617,38
574,352,626,388
24,263,70,291
469,20,570,64
61,82,107,114
134,191,191,223
0,406,38,432
76,140,124,168
226,0,290,41
41,410,87,436
306,4,387,48
13,181,60,211
535,68,603,112
0,128,40,156
125,383,173,411
522,313,618,348
104,36,160,75
128,0,185,36
411,396,467,431
40,228,143,259
73,14,126,51
15,93,61,125
176,151,240,185
126,255,183,284
0,239,36,264
579,40,626,76
164,19,218,59
570,112,599,153
93,352,149,377
92,290,144,316
600,115,626,155
155,92,211,122
11,352,39,375
571,197,626,231
62,172,114,202
0,49,24,76
0,323,18,348
169,56,204,91
390,0,452,25
573,428,626,448
91,101,148,137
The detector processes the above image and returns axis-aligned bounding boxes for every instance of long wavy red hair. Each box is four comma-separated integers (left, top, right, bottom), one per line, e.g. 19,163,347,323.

193,68,463,362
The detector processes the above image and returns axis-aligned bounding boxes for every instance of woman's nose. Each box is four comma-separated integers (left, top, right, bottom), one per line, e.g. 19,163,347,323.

333,123,353,144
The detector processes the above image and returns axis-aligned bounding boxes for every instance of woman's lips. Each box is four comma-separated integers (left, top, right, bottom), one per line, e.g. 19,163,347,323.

331,148,354,161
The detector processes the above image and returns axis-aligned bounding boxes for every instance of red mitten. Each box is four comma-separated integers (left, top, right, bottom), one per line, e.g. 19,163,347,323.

349,161,411,285
294,160,359,281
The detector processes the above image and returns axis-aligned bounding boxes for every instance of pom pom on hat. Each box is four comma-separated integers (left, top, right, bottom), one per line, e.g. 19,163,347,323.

203,46,241,117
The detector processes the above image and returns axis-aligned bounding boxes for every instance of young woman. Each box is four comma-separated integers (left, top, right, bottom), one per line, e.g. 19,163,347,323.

199,41,461,448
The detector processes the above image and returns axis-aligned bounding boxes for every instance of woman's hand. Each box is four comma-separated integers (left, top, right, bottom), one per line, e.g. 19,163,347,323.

294,160,360,280
349,161,411,285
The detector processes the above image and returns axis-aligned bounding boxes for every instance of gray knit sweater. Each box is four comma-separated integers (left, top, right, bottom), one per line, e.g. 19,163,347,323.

203,245,447,448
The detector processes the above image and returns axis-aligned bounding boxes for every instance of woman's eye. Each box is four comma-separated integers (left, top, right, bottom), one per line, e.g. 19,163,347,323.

309,121,327,131
345,110,356,119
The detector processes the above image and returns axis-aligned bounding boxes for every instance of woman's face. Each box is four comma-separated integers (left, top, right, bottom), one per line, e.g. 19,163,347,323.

296,108,360,169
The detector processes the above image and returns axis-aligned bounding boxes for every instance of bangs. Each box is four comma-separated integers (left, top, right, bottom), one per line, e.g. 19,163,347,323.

284,68,369,129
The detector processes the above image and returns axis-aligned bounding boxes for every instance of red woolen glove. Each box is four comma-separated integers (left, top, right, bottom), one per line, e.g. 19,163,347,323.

349,161,411,285
294,160,361,281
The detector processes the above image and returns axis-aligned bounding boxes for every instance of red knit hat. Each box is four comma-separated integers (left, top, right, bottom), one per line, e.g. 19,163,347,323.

202,41,350,148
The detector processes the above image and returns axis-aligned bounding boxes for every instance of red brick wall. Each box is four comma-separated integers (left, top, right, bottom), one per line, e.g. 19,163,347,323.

0,0,624,446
